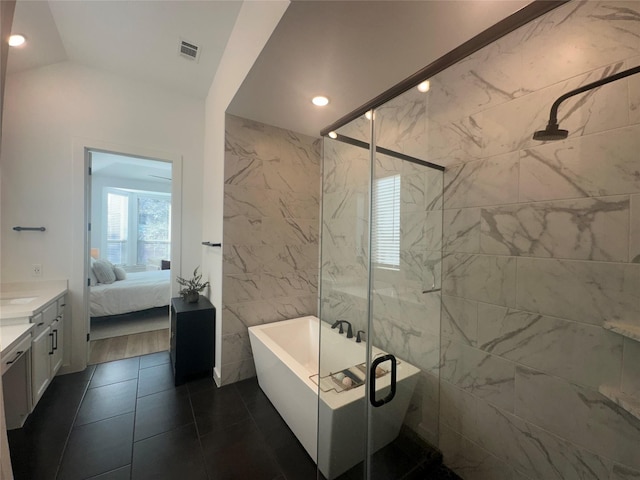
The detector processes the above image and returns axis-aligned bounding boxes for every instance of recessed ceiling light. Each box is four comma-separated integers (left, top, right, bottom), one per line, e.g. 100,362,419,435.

417,80,430,93
8,34,26,47
312,96,329,107
365,110,374,120
328,131,337,139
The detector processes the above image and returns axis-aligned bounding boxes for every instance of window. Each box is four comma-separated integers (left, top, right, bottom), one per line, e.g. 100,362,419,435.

104,188,171,267
372,174,400,269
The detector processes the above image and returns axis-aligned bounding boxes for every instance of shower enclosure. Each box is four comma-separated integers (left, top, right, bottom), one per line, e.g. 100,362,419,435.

318,84,444,479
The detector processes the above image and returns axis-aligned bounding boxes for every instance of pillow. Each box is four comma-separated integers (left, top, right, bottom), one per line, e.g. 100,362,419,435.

114,266,127,281
93,259,116,284
88,257,98,286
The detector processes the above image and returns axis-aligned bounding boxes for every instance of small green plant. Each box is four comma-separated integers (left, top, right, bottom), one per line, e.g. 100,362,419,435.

177,267,210,301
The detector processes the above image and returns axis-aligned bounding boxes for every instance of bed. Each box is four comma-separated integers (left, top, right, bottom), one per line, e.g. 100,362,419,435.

90,269,171,317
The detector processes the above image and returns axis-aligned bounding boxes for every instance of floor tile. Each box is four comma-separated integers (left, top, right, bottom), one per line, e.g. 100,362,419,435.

234,376,264,405
90,357,140,388
139,350,170,369
136,362,175,397
134,386,192,441
87,465,132,479
75,379,138,426
272,437,317,480
190,383,251,436
186,375,217,395
131,423,207,480
200,419,282,480
58,412,134,480
249,394,299,451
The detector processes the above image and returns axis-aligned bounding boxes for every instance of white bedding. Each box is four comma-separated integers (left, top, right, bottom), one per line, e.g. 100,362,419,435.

90,269,171,317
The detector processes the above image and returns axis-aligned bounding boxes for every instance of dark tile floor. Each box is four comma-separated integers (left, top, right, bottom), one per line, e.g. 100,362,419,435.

7,351,460,480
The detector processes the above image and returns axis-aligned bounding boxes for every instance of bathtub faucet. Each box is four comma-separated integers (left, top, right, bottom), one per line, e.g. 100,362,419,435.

331,320,353,339
356,330,365,343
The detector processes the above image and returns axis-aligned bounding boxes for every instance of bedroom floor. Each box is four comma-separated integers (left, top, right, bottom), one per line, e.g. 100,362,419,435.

89,330,169,365
7,351,459,480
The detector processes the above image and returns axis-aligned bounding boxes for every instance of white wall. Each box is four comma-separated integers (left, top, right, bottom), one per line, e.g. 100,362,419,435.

201,0,289,385
0,61,204,373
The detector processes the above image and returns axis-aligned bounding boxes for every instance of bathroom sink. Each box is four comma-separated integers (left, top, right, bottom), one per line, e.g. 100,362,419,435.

0,297,37,306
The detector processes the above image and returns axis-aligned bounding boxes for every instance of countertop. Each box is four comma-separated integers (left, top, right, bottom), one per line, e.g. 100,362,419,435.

0,280,68,322
0,323,34,357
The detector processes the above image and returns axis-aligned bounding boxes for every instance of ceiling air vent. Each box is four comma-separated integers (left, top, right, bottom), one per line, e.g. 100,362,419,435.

178,39,200,62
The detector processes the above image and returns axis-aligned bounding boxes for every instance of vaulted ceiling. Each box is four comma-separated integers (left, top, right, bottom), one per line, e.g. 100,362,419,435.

6,0,531,138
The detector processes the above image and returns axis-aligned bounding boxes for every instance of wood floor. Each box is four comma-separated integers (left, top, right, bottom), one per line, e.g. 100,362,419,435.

88,328,170,365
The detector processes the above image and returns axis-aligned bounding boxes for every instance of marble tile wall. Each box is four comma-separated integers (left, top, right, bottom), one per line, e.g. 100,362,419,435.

222,114,320,385
434,1,640,478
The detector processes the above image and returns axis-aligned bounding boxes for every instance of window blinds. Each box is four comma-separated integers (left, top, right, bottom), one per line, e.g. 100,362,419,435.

372,174,401,269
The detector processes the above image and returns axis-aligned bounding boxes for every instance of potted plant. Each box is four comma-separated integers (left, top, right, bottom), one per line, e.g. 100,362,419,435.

177,267,210,303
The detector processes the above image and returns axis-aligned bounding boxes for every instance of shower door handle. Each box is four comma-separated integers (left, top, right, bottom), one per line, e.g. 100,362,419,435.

369,354,397,407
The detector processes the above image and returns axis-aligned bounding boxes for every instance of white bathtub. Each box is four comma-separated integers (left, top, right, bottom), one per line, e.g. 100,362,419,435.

248,316,420,479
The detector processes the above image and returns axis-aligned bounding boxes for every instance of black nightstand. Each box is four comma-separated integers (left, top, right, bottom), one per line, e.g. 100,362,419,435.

170,296,215,386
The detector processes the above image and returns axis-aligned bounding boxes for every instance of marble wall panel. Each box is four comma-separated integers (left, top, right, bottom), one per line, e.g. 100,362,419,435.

476,397,612,480
519,125,640,202
404,371,440,446
630,194,640,263
439,424,526,480
261,217,318,246
516,257,640,325
220,358,256,385
223,245,263,275
440,380,478,441
622,339,640,397
477,62,630,159
425,115,484,166
225,115,283,164
480,196,630,261
477,303,623,388
440,339,515,411
323,187,368,221
221,332,253,366
442,253,517,307
224,185,271,218
631,57,640,125
441,295,478,347
515,366,640,470
224,155,264,187
443,208,480,254
443,153,519,209
322,140,369,193
222,273,262,305
611,463,640,480
223,215,262,246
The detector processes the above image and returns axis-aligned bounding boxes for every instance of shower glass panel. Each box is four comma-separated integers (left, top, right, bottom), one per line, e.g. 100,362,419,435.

318,84,444,480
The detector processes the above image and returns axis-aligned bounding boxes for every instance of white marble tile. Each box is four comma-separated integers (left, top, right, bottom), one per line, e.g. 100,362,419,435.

224,185,271,218
515,366,640,470
322,140,370,193
440,339,515,411
424,168,444,211
323,187,368,221
443,208,480,254
221,332,253,365
260,245,319,274
442,253,517,307
443,153,519,209
425,115,484,166
479,62,630,159
516,257,640,325
262,217,319,246
220,357,256,386
222,245,263,275
477,304,623,388
631,57,640,125
225,114,283,164
611,463,640,480
224,155,264,187
222,273,262,304
265,189,319,220
476,395,613,480
404,371,440,446
440,380,478,441
259,270,317,300
223,215,262,246
439,424,525,480
400,171,426,214
480,196,630,262
622,338,640,397
630,194,640,263
520,124,640,202
441,295,478,346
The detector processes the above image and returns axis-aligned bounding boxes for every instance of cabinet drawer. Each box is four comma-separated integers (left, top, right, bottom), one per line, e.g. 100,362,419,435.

57,296,66,316
2,334,31,376
31,312,46,337
42,302,57,325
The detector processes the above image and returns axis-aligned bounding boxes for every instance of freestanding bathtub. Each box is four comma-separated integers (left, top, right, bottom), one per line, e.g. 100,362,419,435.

248,316,420,479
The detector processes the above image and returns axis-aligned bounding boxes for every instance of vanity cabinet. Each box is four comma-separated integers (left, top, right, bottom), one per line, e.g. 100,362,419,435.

31,295,65,408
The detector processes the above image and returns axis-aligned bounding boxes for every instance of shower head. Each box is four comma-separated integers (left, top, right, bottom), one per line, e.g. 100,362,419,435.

532,123,568,142
533,65,640,142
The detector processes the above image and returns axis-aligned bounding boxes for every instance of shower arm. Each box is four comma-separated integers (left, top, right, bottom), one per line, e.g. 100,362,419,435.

544,65,640,130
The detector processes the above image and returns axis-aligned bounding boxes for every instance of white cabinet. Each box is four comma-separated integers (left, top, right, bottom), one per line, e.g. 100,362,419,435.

30,295,65,408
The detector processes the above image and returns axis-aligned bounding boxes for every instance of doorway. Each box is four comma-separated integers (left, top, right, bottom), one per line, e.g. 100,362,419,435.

87,150,173,364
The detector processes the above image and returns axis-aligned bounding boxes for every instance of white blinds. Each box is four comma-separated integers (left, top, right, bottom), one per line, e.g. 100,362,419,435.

372,174,400,269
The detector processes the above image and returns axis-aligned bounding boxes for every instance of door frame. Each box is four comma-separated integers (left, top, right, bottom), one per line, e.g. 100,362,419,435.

71,137,182,372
